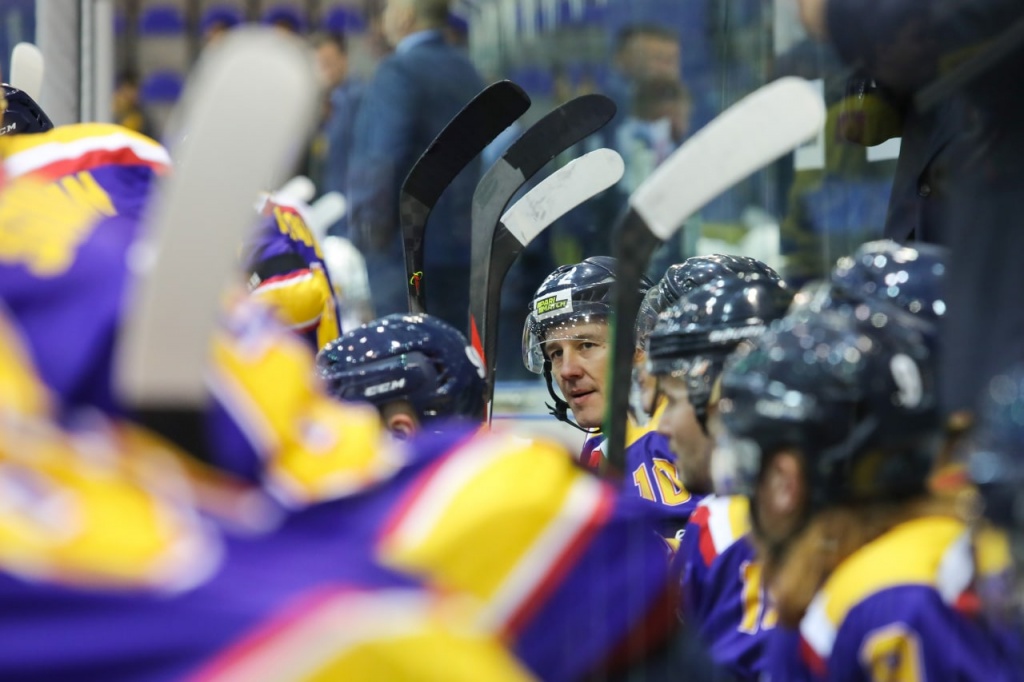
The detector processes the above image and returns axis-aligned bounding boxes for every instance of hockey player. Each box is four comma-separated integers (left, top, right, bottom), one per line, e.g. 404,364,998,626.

246,191,342,350
522,256,654,471
716,306,1024,681
645,272,791,680
614,257,783,542
316,313,486,437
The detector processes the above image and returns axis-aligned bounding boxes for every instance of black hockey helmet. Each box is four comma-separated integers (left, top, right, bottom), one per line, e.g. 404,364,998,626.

317,313,486,426
636,255,783,350
522,256,653,429
1,84,53,136
715,306,941,511
646,273,792,424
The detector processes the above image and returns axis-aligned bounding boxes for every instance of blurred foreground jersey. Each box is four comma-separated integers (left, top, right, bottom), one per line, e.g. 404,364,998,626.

0,309,533,681
0,375,674,679
764,516,1024,682
676,495,773,681
0,123,169,414
0,123,678,680
0,123,376,500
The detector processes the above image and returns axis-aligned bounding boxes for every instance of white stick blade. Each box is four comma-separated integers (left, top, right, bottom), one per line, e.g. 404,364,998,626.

500,148,624,246
10,43,45,101
630,77,825,241
117,28,320,406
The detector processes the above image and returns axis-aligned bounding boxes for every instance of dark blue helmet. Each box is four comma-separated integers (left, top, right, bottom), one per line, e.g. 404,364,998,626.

969,367,1024,553
523,256,653,373
828,240,948,344
1,84,53,136
636,255,783,349
646,274,792,420
316,313,486,425
716,307,941,510
522,256,653,429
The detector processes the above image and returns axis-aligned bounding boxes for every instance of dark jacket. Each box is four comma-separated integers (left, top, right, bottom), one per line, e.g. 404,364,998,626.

825,0,1024,412
348,32,484,269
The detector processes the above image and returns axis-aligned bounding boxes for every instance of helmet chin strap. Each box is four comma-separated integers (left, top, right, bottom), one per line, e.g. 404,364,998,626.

543,360,600,434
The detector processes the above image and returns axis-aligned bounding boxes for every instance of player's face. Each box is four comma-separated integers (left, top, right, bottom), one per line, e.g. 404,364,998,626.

656,375,713,494
545,322,609,429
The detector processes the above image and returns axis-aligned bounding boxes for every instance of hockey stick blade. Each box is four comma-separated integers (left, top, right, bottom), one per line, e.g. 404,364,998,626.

603,77,826,471
468,93,616,372
116,28,320,411
400,80,530,313
477,148,623,416
10,42,44,101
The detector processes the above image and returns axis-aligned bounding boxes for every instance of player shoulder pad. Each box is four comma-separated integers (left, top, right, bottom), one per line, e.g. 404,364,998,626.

687,495,750,567
799,516,973,666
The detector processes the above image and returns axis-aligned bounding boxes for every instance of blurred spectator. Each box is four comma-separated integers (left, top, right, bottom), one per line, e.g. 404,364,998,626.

309,32,364,237
348,0,484,328
112,71,152,137
605,24,682,146
616,76,691,195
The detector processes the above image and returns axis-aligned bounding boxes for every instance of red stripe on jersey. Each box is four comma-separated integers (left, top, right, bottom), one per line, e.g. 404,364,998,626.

954,588,981,618
375,432,476,544
502,483,616,637
798,634,827,678
256,269,314,288
26,147,169,181
191,586,349,681
689,505,717,567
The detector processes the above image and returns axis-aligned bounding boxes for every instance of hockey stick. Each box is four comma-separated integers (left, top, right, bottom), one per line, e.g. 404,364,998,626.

477,148,624,418
468,93,616,370
116,28,320,455
9,42,44,101
603,77,826,472
401,80,530,313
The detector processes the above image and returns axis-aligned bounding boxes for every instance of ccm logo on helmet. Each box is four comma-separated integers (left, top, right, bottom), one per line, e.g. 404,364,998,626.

365,379,406,397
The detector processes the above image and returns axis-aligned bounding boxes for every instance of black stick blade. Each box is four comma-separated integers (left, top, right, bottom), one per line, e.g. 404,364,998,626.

468,93,617,404
399,80,530,313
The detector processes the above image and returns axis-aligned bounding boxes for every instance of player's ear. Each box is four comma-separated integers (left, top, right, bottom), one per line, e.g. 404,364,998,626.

386,411,417,441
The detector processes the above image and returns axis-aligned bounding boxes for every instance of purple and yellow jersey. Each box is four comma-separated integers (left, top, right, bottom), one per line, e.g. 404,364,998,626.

0,123,394,503
622,431,700,542
333,426,679,681
618,403,701,542
765,516,1024,682
0,124,169,414
676,495,774,680
245,194,341,350
0,312,535,681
